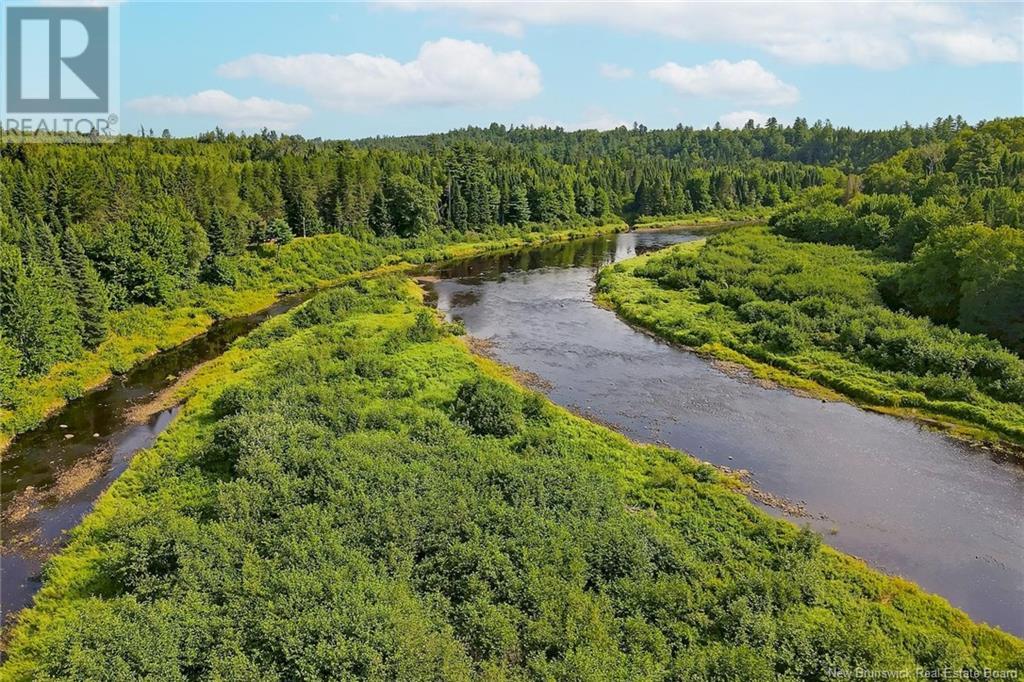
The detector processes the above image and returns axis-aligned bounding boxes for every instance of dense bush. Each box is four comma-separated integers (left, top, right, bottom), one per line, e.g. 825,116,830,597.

4,278,1019,679
453,376,524,437
767,119,1023,352
599,228,1024,443
898,224,1024,353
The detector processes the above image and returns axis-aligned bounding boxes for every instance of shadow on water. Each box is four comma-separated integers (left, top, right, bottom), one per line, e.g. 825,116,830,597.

428,229,1024,636
0,288,318,625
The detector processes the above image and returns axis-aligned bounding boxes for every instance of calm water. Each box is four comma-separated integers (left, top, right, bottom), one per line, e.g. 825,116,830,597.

0,289,318,623
2,229,1021,637
429,229,1024,635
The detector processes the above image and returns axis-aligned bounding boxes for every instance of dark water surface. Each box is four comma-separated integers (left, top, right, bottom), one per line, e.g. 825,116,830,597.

429,229,1024,635
0,289,318,623
2,229,1021,638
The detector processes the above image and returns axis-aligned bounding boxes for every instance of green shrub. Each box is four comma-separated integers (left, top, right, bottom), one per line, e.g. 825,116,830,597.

452,377,524,437
407,310,440,343
597,227,1024,444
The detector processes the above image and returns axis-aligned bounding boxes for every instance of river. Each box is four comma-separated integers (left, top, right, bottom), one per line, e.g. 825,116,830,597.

2,228,1022,636
0,288,318,624
427,228,1024,635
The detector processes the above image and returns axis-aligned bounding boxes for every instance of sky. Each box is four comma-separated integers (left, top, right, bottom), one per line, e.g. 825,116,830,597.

103,1,1024,138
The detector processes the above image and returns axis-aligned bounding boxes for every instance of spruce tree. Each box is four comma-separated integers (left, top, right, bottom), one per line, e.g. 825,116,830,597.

369,187,393,237
507,185,530,226
61,230,110,348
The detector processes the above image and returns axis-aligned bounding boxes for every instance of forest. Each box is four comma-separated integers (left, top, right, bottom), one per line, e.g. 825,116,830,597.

0,121,848,421
0,116,1000,413
2,111,1024,677
6,115,978,447
2,276,1020,679
597,118,1024,446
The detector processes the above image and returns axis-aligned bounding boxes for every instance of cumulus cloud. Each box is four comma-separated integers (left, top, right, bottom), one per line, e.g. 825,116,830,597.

385,2,1022,68
128,90,311,131
912,30,1022,65
650,60,799,105
217,38,541,111
717,111,771,129
599,63,633,80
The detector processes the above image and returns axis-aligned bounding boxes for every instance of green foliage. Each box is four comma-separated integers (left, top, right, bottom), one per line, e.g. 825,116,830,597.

767,119,1023,351
6,117,1002,383
407,309,441,343
599,228,1024,444
60,230,110,348
0,220,627,447
0,238,82,375
453,376,524,436
267,217,293,245
0,333,21,407
3,277,1020,679
899,224,1024,353
1,131,638,382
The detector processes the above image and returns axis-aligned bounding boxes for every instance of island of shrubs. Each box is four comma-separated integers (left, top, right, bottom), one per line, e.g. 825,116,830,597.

3,277,1020,679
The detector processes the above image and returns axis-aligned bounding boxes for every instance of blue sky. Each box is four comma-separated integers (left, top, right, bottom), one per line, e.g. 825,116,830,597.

112,1,1023,138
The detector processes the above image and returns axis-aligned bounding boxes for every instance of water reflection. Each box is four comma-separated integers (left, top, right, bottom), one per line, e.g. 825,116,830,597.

431,229,1024,635
0,288,317,624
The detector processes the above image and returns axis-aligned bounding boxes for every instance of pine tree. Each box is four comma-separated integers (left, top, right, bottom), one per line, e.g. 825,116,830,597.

451,184,469,232
268,218,293,244
25,222,83,362
206,207,226,255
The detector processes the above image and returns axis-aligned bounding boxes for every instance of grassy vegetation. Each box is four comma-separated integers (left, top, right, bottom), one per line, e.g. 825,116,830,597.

633,207,774,229
0,221,626,452
2,276,1021,679
597,227,1024,449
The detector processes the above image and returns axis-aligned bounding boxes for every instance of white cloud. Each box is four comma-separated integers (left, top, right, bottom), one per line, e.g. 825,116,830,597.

650,60,799,106
524,108,629,131
385,2,1022,68
599,63,633,80
128,89,311,131
217,38,541,111
717,111,771,129
912,30,1022,65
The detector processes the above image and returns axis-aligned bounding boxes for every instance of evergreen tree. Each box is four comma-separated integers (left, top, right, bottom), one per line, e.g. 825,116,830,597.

368,187,393,236
507,185,530,226
268,218,293,244
61,230,110,348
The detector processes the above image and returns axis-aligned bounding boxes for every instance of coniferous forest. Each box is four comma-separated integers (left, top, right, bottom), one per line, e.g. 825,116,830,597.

1,115,1023,678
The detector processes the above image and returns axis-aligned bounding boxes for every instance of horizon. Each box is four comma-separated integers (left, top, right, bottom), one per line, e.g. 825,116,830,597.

16,113,1011,143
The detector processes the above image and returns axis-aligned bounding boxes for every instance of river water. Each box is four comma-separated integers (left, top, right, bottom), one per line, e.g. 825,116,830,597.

2,229,1021,637
0,289,317,623
428,229,1024,635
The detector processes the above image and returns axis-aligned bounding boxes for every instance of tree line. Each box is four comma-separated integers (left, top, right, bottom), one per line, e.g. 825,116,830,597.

0,116,1013,389
769,117,1023,352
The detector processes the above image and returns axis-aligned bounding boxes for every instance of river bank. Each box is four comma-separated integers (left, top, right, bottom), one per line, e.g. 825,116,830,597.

0,221,628,455
428,228,1024,634
5,227,1022,640
4,273,1018,678
595,232,1024,453
1,222,626,625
